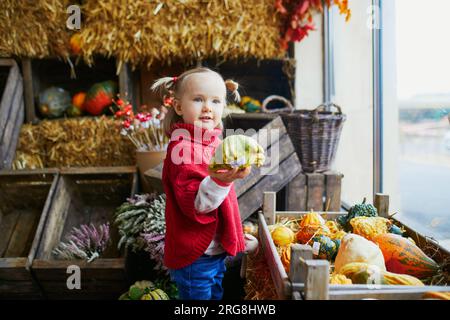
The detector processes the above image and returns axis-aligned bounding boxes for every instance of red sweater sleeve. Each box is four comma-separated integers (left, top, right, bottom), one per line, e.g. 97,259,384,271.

169,162,217,225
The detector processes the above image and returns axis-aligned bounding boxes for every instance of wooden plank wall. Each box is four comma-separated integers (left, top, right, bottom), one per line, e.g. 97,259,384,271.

285,171,343,212
0,59,24,170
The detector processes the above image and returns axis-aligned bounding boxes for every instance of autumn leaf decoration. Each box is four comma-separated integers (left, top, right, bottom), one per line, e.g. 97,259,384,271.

277,0,351,50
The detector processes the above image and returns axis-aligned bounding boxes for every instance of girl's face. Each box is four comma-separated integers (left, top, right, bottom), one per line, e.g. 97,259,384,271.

173,72,226,130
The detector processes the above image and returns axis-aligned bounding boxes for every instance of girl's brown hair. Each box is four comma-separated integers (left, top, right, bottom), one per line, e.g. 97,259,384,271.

151,67,240,137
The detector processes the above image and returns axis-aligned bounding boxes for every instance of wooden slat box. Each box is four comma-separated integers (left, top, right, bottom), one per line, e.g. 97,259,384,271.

31,166,138,300
144,113,302,220
4,58,137,171
284,171,343,212
258,192,450,300
21,57,124,124
0,59,24,170
0,169,59,299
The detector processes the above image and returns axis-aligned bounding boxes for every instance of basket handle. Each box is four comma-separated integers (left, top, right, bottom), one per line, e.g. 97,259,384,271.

313,103,343,115
261,95,294,113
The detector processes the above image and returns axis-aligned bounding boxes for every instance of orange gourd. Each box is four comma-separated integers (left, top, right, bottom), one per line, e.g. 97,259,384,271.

373,233,440,279
296,224,330,244
300,212,325,228
72,92,86,110
296,211,329,244
70,33,82,55
280,245,291,274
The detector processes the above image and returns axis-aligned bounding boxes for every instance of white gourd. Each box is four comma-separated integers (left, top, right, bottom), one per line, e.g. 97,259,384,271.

334,233,386,273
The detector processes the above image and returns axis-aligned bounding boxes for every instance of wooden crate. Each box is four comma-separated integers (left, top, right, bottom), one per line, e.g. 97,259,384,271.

284,171,343,212
0,59,24,170
0,58,138,171
31,166,138,300
144,113,302,220
0,169,59,299
257,192,450,300
21,57,126,123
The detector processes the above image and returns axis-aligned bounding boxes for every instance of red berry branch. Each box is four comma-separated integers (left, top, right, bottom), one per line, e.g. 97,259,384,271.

277,0,351,51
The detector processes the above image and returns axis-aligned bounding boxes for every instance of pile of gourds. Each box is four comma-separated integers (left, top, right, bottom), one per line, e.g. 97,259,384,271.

270,198,445,287
38,80,117,119
119,280,170,300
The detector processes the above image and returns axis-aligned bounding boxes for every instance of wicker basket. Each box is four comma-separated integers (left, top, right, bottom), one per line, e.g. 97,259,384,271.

262,95,346,173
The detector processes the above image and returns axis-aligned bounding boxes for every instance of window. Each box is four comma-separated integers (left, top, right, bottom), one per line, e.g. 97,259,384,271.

382,0,450,250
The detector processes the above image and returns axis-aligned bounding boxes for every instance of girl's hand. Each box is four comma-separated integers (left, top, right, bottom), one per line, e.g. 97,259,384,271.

208,166,251,184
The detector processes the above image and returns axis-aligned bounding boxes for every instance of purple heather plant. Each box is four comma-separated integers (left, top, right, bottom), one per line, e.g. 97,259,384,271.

126,193,157,206
141,232,167,274
52,223,110,263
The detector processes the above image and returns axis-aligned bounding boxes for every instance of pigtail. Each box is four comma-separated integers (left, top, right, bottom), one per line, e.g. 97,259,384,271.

225,79,241,103
151,76,178,95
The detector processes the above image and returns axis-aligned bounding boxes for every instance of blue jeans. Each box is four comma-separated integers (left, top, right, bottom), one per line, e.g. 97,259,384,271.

169,253,227,300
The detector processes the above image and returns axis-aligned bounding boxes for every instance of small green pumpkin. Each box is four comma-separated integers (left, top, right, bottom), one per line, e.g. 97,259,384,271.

310,235,338,261
337,198,378,231
38,87,71,118
65,104,83,117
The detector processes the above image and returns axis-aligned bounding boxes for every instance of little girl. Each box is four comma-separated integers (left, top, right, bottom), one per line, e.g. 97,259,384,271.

152,67,255,300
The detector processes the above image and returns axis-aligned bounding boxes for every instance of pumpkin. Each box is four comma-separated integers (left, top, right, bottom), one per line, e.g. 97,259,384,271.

119,280,169,300
330,230,347,241
333,238,341,253
140,289,170,300
330,274,352,285
271,225,295,246
72,92,86,110
310,235,338,261
69,33,82,55
338,262,383,284
339,262,424,286
209,135,265,171
422,292,450,300
350,216,391,241
66,104,83,117
326,220,340,234
337,198,378,231
239,96,261,113
38,87,71,118
382,271,424,286
84,80,117,116
334,233,386,273
300,211,326,228
296,224,330,244
372,233,440,279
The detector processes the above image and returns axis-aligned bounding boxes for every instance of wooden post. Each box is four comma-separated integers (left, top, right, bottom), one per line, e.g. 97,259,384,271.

290,244,313,284
118,61,135,108
306,173,325,211
304,260,330,300
374,193,390,218
286,173,307,211
21,58,37,124
263,192,276,225
324,171,343,211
